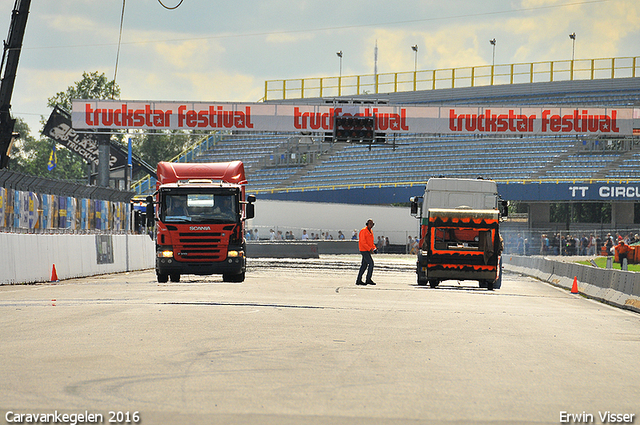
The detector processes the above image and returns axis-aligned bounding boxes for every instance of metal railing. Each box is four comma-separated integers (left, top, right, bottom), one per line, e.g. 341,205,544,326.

0,169,132,234
264,56,640,101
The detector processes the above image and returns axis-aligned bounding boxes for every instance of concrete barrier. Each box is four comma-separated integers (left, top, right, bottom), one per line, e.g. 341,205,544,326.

0,233,155,285
0,236,361,284
246,242,320,259
246,240,361,258
503,255,640,314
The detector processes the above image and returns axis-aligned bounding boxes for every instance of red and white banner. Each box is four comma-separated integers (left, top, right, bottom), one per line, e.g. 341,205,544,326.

72,100,636,136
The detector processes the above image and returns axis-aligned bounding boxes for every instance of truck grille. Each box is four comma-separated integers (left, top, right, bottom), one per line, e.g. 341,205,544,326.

174,231,228,261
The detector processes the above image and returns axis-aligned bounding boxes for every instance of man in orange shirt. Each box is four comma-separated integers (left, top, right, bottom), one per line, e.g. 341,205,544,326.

356,218,377,285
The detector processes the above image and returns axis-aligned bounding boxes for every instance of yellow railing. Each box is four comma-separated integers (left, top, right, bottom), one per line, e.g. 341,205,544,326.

264,56,639,101
251,177,640,195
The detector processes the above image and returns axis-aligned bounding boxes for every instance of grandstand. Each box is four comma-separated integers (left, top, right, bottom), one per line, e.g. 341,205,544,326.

150,77,639,197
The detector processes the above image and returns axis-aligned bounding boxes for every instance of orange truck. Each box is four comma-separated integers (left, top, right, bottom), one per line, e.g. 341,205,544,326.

148,161,255,283
410,178,507,290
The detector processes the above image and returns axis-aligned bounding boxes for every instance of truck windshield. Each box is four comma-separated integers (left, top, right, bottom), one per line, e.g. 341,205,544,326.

162,193,237,223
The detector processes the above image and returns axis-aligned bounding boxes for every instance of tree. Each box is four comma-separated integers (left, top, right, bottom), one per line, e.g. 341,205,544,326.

47,70,195,172
134,130,199,169
47,71,120,111
13,70,199,180
7,72,121,179
550,202,611,224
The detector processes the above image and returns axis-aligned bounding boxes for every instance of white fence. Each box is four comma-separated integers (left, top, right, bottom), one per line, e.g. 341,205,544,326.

0,233,154,285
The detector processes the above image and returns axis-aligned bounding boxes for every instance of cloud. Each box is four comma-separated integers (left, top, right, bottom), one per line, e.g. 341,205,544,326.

44,14,105,35
152,39,213,70
265,31,314,44
120,70,262,103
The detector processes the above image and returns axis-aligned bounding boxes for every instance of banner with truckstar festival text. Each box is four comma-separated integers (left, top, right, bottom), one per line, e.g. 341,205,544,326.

72,100,636,136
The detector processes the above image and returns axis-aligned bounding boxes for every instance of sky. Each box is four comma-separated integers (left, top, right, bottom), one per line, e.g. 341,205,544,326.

1,0,639,137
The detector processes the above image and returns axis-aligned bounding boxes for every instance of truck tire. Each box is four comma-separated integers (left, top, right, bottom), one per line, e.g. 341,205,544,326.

157,273,168,283
223,272,245,283
416,262,427,286
429,279,439,288
479,279,494,290
170,273,180,282
493,257,503,289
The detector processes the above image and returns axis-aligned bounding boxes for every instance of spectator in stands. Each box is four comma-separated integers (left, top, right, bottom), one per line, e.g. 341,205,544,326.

356,218,377,286
584,234,589,255
338,231,345,240
551,234,559,255
351,230,358,240
605,234,614,255
540,234,548,255
254,228,259,241
588,234,596,256
516,234,524,255
301,230,309,240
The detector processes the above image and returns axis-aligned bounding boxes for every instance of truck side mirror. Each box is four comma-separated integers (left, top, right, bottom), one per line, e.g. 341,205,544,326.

245,203,255,220
145,195,155,226
410,196,420,217
500,200,509,217
245,195,256,220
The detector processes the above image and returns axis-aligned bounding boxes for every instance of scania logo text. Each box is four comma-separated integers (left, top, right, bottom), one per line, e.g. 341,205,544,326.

190,226,211,231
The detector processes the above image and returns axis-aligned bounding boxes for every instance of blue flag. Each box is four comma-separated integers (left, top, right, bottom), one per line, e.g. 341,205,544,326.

47,144,57,171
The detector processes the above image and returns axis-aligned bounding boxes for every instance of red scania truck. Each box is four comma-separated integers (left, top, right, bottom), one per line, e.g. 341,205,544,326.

148,161,255,283
410,178,507,290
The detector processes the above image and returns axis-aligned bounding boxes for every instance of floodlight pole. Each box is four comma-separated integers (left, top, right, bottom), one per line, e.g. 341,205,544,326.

489,39,496,85
337,51,343,96
411,45,418,91
569,32,576,80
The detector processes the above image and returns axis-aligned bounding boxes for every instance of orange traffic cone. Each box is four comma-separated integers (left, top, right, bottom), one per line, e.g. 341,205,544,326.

50,264,59,282
571,276,578,294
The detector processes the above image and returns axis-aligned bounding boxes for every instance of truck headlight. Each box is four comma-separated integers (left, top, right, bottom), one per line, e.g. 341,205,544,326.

159,250,174,258
227,250,244,258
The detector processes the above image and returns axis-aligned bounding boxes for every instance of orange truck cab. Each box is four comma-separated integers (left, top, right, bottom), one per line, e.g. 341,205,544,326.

149,161,255,283
410,178,507,290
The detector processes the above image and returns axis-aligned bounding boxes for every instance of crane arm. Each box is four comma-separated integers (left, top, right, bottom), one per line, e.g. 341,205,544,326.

0,0,31,168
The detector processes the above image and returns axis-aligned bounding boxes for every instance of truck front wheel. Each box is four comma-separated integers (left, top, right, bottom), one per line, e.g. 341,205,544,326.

479,280,494,290
157,273,168,283
223,272,245,282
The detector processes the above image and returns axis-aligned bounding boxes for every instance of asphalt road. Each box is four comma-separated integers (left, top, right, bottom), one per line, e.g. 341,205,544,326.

1,255,639,425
